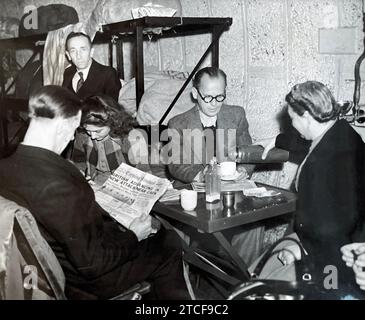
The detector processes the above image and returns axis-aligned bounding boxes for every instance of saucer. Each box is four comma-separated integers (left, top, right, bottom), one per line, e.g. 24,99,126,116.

221,170,241,181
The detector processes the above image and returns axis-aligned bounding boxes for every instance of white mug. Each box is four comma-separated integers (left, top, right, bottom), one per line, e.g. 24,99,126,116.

180,190,198,211
220,161,236,176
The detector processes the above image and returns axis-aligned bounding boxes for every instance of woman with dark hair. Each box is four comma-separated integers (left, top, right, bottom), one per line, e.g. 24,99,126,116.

72,95,150,185
253,81,365,298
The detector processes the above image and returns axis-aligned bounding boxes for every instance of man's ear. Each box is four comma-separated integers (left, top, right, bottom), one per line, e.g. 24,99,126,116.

55,117,66,136
90,47,94,58
302,110,311,119
191,87,198,100
65,51,71,62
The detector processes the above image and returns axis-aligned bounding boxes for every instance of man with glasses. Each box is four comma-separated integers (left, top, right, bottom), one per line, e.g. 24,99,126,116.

167,67,262,266
168,66,254,184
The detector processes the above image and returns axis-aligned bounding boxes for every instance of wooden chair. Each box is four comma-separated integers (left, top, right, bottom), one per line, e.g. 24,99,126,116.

0,195,150,300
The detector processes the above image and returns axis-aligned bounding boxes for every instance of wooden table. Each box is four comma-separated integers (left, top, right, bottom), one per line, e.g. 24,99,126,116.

153,183,297,286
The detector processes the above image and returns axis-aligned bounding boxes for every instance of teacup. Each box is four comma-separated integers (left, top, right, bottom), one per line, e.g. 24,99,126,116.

180,190,198,211
220,161,236,177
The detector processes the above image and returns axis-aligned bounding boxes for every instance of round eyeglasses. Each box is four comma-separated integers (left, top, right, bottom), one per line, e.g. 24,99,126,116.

196,89,226,103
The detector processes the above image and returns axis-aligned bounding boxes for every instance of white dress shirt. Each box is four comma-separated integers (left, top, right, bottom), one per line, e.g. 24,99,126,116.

199,111,217,128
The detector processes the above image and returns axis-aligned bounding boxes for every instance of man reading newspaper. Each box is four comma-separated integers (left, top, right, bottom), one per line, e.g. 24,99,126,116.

0,86,191,300
94,163,170,238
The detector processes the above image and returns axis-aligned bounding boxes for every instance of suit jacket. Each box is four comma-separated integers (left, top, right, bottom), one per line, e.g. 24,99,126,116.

167,104,253,183
62,59,121,101
276,120,365,289
0,144,139,293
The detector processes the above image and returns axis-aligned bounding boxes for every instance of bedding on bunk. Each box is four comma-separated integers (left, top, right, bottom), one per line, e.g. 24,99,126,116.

119,71,195,126
18,4,79,37
42,0,183,87
92,0,182,28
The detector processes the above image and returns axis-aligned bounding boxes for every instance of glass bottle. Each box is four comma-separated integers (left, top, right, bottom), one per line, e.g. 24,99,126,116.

205,157,221,203
229,145,289,164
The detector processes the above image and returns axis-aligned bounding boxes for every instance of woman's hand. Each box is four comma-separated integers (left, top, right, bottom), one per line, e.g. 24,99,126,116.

353,256,365,290
253,137,276,160
340,243,365,268
341,243,365,290
277,243,302,266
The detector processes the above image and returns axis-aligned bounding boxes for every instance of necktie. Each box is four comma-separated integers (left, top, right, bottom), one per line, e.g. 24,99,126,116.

203,125,217,160
76,72,84,92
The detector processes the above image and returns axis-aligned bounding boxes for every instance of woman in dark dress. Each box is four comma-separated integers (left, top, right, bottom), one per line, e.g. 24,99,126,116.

256,81,365,298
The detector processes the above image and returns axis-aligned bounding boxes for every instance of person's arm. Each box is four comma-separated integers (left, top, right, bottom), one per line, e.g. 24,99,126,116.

33,177,139,280
275,126,310,164
104,67,122,102
70,131,87,173
167,120,204,183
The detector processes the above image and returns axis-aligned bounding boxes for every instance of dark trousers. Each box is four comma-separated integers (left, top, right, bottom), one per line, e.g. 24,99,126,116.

69,228,190,300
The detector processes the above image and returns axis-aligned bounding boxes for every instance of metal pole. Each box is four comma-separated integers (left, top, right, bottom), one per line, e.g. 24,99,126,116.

353,11,365,124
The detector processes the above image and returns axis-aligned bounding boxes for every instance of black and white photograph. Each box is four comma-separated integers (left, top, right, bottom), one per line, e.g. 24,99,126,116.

0,0,365,310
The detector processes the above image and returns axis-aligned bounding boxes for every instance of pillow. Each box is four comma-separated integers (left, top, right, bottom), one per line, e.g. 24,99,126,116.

136,78,194,125
119,71,195,124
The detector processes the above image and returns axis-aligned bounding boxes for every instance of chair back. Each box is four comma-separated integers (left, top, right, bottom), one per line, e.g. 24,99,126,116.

0,195,151,300
0,195,66,299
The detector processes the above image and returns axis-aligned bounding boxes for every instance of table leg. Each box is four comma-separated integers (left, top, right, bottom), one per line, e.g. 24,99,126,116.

212,231,252,280
154,214,243,286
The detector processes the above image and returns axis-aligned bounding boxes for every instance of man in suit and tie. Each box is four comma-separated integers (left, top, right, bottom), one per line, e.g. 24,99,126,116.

167,67,263,266
62,32,121,101
168,66,254,183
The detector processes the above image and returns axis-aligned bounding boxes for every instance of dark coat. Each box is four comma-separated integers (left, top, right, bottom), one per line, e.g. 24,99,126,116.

62,59,121,101
276,120,365,291
0,145,188,299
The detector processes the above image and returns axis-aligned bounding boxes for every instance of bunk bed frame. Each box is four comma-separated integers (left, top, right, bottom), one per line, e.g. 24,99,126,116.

0,16,232,152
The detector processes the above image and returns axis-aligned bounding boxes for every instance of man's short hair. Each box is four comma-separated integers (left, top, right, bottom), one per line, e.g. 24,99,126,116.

192,67,227,89
29,85,82,119
65,32,92,51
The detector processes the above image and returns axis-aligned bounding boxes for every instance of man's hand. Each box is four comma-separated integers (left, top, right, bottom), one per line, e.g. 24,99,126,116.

194,166,209,183
129,215,153,241
235,166,249,180
277,243,302,266
253,137,276,160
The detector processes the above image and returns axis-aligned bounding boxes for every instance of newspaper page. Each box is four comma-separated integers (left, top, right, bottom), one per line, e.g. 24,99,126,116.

94,163,170,228
192,179,258,192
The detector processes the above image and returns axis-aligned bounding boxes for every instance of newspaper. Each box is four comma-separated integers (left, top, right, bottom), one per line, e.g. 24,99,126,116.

94,163,170,228
192,179,258,192
159,188,181,202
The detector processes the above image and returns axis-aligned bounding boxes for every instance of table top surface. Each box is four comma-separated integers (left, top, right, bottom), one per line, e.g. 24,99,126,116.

153,183,296,233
